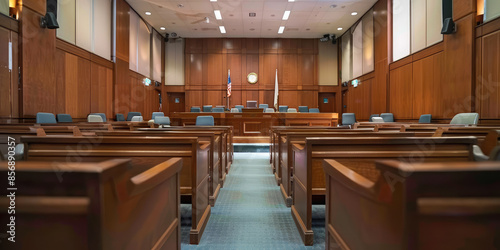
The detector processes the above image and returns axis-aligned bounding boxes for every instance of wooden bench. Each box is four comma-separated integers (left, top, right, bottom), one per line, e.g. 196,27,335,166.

278,131,435,207
291,136,477,245
21,135,210,244
94,130,223,206
0,158,183,249
139,126,234,174
322,160,500,250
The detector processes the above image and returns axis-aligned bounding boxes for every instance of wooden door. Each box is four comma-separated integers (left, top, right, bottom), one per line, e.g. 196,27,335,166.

318,93,335,113
167,92,185,116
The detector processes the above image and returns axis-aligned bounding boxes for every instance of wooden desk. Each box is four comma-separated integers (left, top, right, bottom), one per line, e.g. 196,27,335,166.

170,112,338,136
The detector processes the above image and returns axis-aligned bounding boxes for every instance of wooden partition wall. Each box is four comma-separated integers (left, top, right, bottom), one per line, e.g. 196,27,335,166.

183,38,322,111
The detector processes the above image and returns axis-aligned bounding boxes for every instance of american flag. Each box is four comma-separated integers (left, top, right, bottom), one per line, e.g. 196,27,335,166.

227,69,231,97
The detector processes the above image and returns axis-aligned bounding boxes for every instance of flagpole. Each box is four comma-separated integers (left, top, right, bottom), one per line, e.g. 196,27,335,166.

227,69,230,110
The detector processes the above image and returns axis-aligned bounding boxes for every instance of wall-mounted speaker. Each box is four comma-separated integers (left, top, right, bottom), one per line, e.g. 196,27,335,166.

41,0,59,29
441,0,456,34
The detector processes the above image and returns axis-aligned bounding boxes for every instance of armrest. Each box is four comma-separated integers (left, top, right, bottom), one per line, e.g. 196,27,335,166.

322,159,376,200
127,158,183,197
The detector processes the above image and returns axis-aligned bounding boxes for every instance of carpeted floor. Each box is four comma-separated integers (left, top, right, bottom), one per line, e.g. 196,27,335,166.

181,152,325,249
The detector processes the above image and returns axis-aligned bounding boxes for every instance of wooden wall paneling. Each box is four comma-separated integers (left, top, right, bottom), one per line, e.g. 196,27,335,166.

279,39,298,54
442,14,475,118
246,54,259,81
260,54,278,85
204,38,222,54
21,7,57,117
185,39,204,54
389,64,413,119
55,49,65,115
453,0,476,21
299,91,318,109
207,53,223,86
91,62,114,118
114,0,130,117
244,38,260,54
298,54,315,86
186,91,203,109
261,38,279,54
229,90,242,107
227,54,242,85
223,38,243,54
298,39,317,54
280,91,298,108
22,0,46,15
280,54,298,86
187,54,203,85
246,90,259,104
479,31,500,118
11,31,19,118
116,0,130,61
115,59,131,115
204,90,224,106
259,90,274,107
62,53,91,119
347,80,372,120
0,27,10,117
475,37,482,115
129,72,143,113
412,52,445,119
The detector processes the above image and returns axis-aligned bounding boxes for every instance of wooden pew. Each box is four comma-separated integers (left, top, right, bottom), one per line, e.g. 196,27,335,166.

482,130,500,156
21,135,210,244
322,160,500,250
291,136,477,245
278,131,435,207
0,158,183,250
270,127,374,180
94,130,223,206
139,126,234,174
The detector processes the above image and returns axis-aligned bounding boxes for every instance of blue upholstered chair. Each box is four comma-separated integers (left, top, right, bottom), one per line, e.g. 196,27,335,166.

203,105,213,112
116,113,125,121
380,113,394,122
372,117,384,123
87,115,103,123
450,113,479,125
196,116,215,126
126,112,141,121
152,112,164,120
131,116,143,122
56,114,72,123
279,106,288,113
298,106,309,113
212,107,225,113
342,113,356,126
287,108,297,113
154,116,170,127
235,105,244,112
419,114,432,123
369,114,380,122
309,108,320,113
91,113,107,122
191,107,201,113
259,104,269,109
490,146,500,161
36,112,57,124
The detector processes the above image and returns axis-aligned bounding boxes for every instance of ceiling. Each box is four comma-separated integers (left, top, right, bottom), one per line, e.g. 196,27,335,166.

126,0,378,38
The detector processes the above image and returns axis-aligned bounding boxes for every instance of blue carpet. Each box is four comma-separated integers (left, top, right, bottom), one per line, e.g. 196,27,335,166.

181,152,325,249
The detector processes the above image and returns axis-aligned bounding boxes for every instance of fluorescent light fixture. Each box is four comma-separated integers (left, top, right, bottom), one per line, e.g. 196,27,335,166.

160,27,166,30
214,10,222,20
145,11,152,15
278,26,285,34
219,26,226,33
351,12,358,16
337,27,343,31
288,0,295,2
210,0,217,2
282,10,290,20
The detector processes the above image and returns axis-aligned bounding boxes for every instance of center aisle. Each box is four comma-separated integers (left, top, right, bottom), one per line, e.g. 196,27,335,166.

181,152,325,249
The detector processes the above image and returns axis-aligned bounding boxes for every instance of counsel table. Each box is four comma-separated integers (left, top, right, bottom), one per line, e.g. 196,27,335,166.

170,112,339,136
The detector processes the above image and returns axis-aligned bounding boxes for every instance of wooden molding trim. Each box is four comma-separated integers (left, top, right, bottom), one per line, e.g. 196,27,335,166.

389,55,413,70
165,85,185,92
91,54,114,69
476,16,500,37
412,42,444,61
56,39,91,60
0,13,18,32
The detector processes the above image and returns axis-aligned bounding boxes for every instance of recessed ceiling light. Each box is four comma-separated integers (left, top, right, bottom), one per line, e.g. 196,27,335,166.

214,10,222,20
278,26,285,34
145,11,151,15
351,12,358,16
288,0,295,2
282,10,291,20
219,26,226,33
337,27,343,31
160,27,166,30
210,0,217,2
